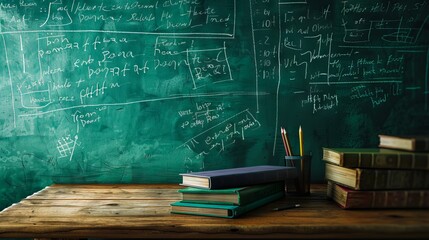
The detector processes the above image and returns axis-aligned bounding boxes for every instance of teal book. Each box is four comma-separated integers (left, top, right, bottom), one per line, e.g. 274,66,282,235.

170,191,284,218
178,181,285,205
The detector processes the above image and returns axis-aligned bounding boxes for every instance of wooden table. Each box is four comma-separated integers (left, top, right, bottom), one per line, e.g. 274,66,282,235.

0,184,428,239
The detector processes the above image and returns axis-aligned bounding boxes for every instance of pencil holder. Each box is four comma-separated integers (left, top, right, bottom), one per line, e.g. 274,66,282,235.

284,154,312,195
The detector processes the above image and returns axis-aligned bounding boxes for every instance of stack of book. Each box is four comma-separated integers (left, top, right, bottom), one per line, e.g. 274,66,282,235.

170,165,297,218
323,134,429,209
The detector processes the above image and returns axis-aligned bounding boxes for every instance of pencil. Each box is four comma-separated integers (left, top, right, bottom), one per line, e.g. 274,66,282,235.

282,127,294,167
299,125,304,157
280,127,289,156
283,128,293,157
299,125,304,183
272,203,301,211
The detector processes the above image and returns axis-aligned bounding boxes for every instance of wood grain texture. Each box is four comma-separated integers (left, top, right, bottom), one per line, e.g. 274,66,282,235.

0,184,428,239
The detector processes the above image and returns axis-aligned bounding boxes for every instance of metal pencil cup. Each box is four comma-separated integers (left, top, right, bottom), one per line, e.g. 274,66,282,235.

284,154,312,195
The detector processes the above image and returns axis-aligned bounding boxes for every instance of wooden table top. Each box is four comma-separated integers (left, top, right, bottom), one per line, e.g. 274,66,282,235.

0,183,428,239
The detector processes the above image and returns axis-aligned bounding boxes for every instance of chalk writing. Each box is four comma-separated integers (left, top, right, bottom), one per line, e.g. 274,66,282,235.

178,101,226,130
56,134,79,161
180,109,261,158
187,42,233,89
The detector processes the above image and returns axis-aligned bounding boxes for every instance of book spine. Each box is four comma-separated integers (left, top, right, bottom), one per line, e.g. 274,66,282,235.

345,153,429,170
239,181,285,205
359,191,429,209
328,182,429,209
415,138,429,151
233,191,285,217
357,168,429,190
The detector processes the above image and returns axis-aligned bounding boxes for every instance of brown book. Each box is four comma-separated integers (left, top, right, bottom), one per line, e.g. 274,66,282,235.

379,135,429,152
326,181,429,209
322,147,429,170
324,163,429,190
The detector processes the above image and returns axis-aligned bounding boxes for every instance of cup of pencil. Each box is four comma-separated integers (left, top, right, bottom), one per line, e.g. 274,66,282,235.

284,154,312,195
281,126,312,195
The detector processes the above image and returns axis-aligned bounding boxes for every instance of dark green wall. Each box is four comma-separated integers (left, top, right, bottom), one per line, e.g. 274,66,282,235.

1,0,428,210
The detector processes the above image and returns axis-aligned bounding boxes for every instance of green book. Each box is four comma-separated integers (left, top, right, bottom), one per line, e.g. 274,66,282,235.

178,181,285,205
170,191,284,218
322,147,429,170
325,163,429,190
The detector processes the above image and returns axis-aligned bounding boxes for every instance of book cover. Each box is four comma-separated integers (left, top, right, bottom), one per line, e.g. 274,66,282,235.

379,134,429,152
170,190,284,218
322,147,429,170
324,163,429,190
180,165,297,189
327,181,429,209
178,181,285,205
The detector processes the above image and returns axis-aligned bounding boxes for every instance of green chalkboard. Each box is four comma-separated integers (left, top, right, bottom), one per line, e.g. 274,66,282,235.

0,0,428,210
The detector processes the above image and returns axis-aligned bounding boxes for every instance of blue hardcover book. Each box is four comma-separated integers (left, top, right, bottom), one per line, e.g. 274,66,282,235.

180,165,297,189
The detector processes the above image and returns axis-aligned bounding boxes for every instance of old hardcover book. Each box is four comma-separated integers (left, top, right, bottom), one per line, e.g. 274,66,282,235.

324,163,429,190
379,134,429,152
179,181,285,205
322,147,429,170
327,181,429,209
180,165,297,189
170,190,284,218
